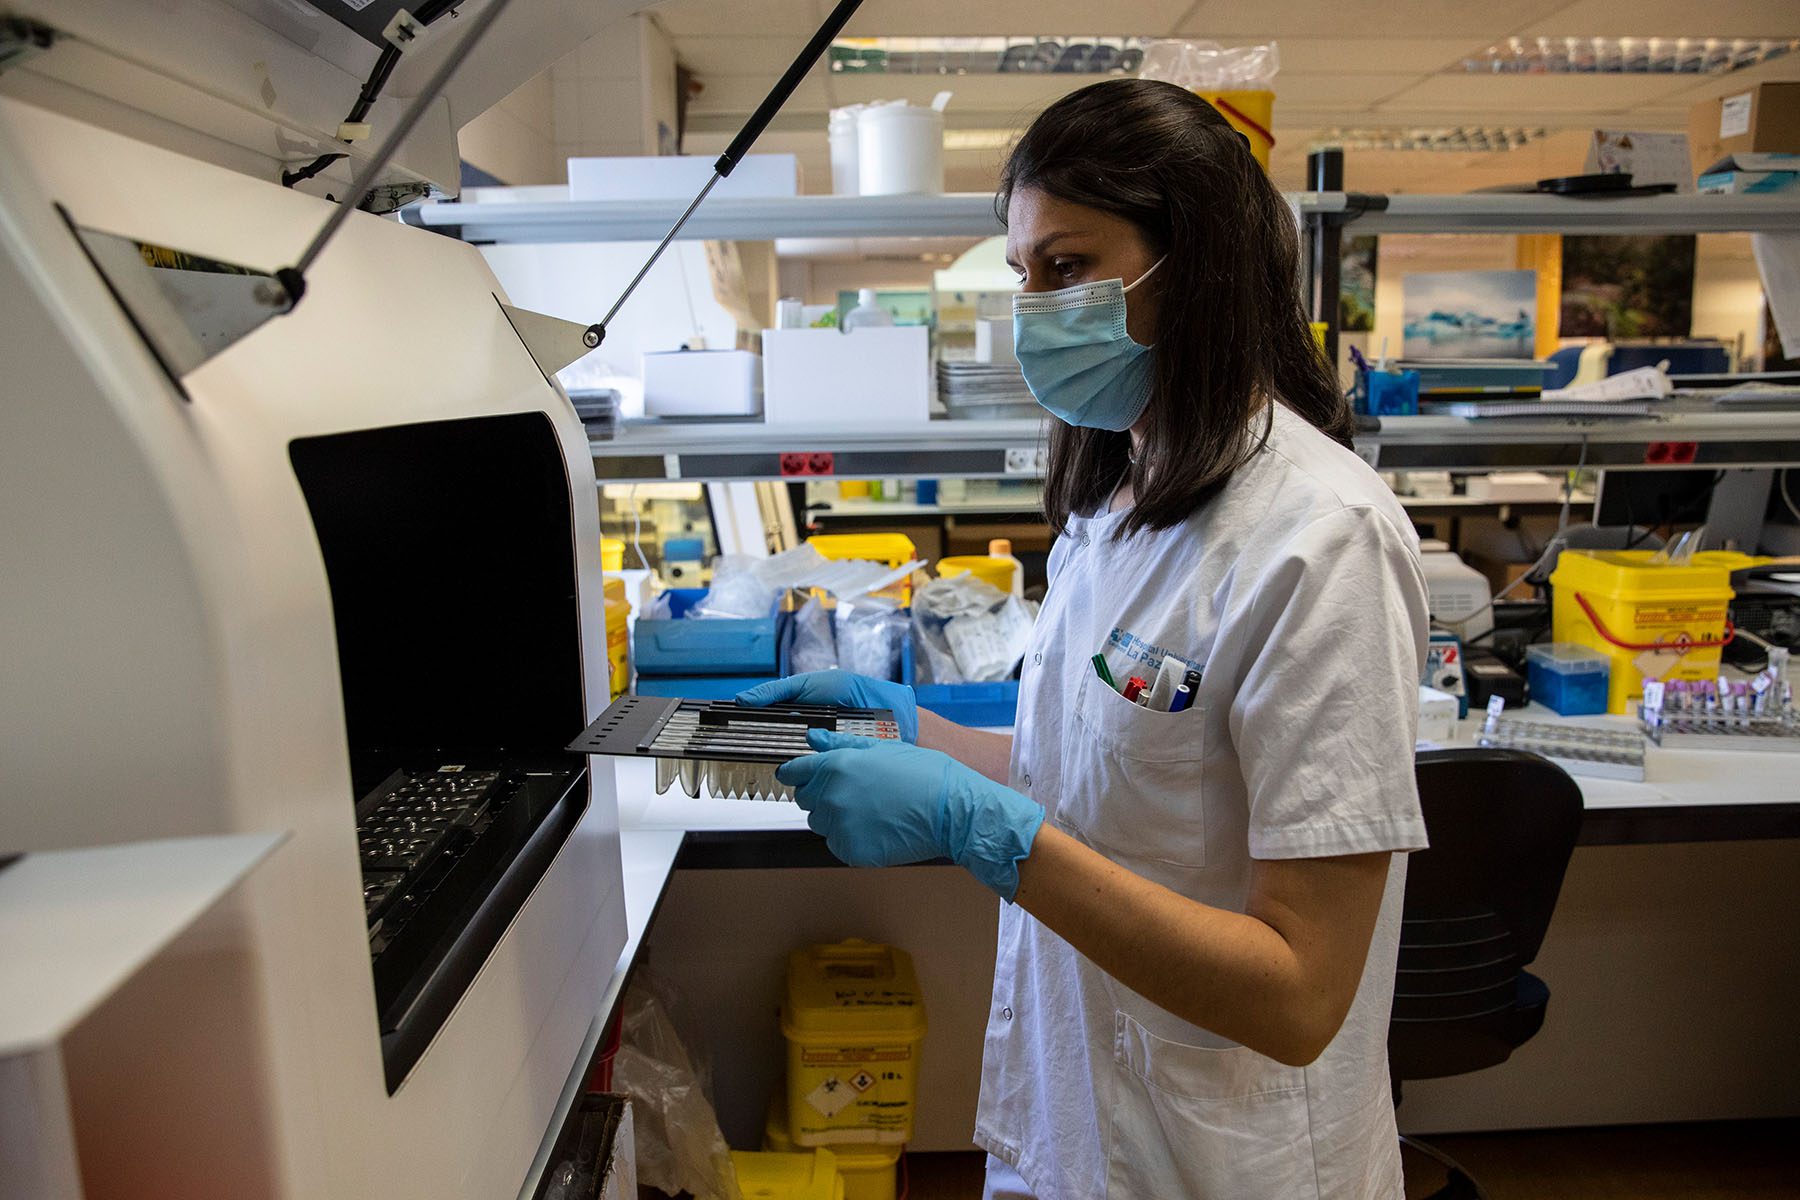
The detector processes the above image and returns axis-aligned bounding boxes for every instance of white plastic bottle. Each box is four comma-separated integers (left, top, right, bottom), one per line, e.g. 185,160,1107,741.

989,537,1025,598
842,288,894,333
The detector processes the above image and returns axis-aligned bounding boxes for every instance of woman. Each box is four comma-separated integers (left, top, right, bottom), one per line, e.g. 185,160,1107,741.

742,79,1428,1199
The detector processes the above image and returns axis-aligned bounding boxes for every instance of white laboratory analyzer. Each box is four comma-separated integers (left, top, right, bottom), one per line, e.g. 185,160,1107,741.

0,2,636,1196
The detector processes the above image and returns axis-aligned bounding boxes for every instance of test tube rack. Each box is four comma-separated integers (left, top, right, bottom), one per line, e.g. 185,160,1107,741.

567,694,901,801
1636,673,1799,753
1476,716,1646,782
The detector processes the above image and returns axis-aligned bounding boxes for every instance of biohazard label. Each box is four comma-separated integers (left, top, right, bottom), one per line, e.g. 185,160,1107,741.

850,1070,875,1092
805,1075,858,1118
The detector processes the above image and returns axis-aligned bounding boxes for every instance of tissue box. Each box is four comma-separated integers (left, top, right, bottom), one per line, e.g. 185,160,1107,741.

1697,153,1799,194
643,349,762,418
762,326,930,425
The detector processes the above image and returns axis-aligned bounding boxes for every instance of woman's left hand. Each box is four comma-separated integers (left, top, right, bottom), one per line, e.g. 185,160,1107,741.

777,730,1046,900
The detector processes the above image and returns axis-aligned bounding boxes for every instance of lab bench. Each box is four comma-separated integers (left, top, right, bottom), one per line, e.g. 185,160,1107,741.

587,721,1800,1157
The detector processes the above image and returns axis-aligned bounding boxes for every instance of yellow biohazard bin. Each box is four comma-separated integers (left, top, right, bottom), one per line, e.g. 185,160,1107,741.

602,576,631,700
1550,550,1751,713
766,1092,901,1200
732,1149,845,1200
782,939,927,1147
1200,89,1275,170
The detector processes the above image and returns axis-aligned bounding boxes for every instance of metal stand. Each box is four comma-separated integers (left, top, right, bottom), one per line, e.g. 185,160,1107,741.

1306,148,1345,367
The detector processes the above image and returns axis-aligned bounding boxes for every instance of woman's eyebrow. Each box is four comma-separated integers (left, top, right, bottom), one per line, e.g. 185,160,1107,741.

1006,230,1088,272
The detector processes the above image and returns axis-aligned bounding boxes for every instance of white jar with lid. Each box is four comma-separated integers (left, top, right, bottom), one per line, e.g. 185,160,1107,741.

855,102,944,196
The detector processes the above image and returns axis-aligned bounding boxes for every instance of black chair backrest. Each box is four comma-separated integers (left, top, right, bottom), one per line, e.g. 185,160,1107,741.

1396,749,1582,1029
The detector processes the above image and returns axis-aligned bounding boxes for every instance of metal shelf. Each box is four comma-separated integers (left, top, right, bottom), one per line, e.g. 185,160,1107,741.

590,417,1046,481
1298,190,1800,236
410,189,1800,245
588,409,1800,480
405,192,1006,243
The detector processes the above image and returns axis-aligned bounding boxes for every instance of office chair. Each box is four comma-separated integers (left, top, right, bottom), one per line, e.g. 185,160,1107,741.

1392,749,1584,1200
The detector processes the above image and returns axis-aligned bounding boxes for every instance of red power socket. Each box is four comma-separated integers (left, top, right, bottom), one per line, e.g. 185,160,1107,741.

1645,441,1698,465
780,452,836,476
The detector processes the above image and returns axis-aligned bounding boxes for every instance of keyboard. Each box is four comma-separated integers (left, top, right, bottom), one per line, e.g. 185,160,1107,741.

358,765,510,943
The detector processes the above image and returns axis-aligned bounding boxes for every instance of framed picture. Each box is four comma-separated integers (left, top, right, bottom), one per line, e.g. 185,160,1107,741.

1340,234,1378,333
1402,269,1536,359
1559,235,1696,339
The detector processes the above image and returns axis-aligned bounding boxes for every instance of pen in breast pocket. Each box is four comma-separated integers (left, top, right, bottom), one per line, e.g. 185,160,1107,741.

1147,656,1184,711
1091,653,1117,692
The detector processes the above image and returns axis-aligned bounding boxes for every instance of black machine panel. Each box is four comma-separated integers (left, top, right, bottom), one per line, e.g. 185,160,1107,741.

291,412,589,1091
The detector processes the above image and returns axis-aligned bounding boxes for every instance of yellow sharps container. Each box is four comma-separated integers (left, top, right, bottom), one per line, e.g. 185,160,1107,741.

1549,550,1754,713
782,940,926,1148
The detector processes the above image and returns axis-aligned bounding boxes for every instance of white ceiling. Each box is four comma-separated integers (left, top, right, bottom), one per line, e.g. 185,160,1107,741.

639,0,1800,193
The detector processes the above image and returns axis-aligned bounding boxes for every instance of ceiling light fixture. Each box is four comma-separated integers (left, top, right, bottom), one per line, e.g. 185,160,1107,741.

1461,36,1797,75
1313,127,1548,153
829,36,1149,76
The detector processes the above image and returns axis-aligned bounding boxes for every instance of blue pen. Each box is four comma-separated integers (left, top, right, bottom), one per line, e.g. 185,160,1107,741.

1169,684,1193,713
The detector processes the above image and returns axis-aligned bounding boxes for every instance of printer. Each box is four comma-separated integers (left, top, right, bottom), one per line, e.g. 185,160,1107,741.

1,2,632,1195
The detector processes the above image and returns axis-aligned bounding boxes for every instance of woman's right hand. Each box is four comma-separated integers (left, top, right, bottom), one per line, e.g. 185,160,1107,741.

736,671,919,743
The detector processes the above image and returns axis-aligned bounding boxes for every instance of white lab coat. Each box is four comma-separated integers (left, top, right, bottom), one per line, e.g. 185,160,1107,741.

974,404,1430,1199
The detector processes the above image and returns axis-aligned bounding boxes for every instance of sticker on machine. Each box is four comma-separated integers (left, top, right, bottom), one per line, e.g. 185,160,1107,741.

805,1075,859,1118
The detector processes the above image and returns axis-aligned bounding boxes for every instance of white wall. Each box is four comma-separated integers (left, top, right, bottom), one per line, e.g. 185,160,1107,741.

458,72,558,185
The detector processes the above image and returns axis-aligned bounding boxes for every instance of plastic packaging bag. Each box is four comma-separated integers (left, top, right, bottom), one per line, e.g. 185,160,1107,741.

836,598,909,682
911,574,1036,684
790,594,840,674
691,546,923,619
609,972,743,1200
1138,39,1279,89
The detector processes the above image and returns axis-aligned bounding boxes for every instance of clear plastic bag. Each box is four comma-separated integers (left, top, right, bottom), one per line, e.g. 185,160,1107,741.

835,598,909,682
790,594,840,674
609,972,743,1200
1138,39,1279,89
911,574,1036,684
691,546,923,619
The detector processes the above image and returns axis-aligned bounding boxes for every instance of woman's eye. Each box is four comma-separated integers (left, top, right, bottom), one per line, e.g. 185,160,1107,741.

1053,259,1080,279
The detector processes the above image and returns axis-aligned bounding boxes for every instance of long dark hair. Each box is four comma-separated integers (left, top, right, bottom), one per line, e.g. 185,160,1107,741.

999,78,1352,537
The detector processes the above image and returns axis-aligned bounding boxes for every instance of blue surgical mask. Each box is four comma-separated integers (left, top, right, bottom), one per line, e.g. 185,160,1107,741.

1012,258,1164,431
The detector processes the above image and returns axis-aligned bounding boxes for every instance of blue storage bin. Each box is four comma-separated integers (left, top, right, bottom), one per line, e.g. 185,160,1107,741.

914,680,1020,728
633,588,783,677
635,675,777,700
901,636,1021,727
1526,643,1610,717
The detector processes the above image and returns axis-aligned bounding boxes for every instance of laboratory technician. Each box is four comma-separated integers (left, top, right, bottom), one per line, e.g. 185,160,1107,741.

743,79,1429,1199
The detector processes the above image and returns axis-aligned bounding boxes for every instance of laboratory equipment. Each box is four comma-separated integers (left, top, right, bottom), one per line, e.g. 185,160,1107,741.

2,96,624,1197
1638,671,1800,751
1476,716,1647,782
1526,643,1613,716
569,696,902,801
1423,631,1470,715
1421,551,1495,642
855,100,946,196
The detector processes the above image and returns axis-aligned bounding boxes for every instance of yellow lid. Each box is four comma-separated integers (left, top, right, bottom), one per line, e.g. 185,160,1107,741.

936,555,1016,594
603,576,626,603
601,537,626,573
1549,549,1757,598
732,1149,844,1200
782,940,926,1039
807,533,917,568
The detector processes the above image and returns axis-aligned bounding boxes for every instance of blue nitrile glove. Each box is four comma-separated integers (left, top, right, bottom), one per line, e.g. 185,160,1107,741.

776,730,1046,901
737,671,919,743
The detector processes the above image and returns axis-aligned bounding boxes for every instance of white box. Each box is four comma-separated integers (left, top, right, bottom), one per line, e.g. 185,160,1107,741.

568,154,798,202
643,349,762,417
1465,471,1562,502
761,326,930,424
975,318,1016,366
1418,685,1460,744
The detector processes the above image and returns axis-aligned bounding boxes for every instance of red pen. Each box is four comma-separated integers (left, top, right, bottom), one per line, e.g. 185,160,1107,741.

1122,676,1147,702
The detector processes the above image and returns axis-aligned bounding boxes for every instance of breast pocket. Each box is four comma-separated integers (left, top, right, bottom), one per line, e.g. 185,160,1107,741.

1106,1011,1317,1199
1058,671,1207,868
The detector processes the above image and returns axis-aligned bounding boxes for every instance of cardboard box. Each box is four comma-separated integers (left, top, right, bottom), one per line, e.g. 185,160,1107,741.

1689,82,1800,178
761,326,929,424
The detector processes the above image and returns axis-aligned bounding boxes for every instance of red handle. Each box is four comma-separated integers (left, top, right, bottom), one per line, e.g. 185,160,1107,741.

1574,591,1734,653
1212,97,1275,150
